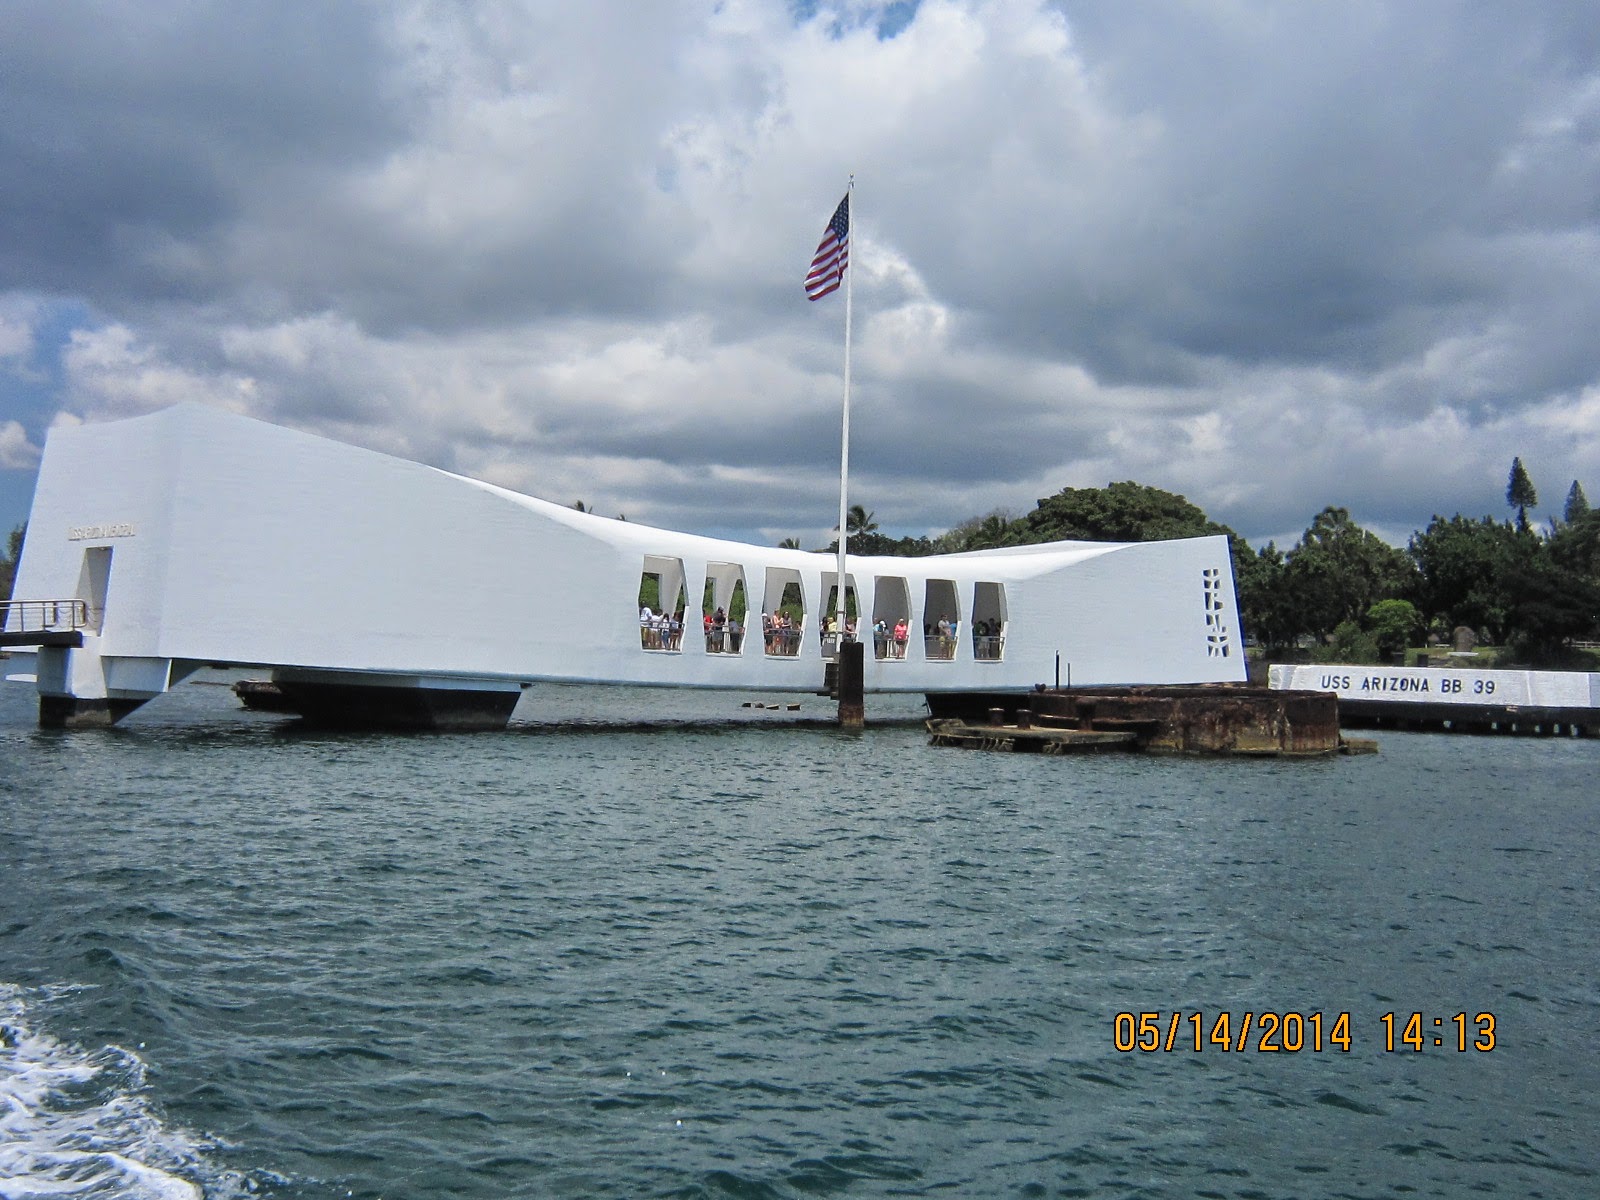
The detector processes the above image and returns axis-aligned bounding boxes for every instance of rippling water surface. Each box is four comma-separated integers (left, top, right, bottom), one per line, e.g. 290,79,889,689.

1,675,1596,1198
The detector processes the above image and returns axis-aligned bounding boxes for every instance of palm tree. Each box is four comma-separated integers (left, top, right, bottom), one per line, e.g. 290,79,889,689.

837,505,877,536
777,536,802,550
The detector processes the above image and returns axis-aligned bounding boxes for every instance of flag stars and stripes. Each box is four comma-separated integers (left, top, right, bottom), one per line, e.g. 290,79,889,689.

805,194,850,301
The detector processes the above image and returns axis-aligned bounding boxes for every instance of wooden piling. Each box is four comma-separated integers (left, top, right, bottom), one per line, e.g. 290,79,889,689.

837,640,865,728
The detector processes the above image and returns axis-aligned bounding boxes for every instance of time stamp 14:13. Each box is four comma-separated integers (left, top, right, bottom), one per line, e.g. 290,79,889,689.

1113,1011,1498,1053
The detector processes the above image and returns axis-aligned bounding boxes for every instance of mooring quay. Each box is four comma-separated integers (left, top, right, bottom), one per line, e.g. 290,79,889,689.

1269,664,1600,738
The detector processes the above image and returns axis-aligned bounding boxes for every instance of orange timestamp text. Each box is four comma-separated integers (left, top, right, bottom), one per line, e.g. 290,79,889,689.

1113,1011,1498,1053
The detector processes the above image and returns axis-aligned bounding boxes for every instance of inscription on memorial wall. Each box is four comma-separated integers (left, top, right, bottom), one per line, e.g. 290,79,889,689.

1272,664,1593,709
67,523,137,541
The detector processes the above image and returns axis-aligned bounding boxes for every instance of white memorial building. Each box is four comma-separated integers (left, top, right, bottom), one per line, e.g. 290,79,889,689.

4,405,1245,727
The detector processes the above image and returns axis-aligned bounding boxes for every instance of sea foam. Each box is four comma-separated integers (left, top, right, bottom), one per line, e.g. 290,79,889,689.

0,984,211,1200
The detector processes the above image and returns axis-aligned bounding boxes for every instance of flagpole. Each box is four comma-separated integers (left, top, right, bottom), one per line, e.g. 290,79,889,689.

835,175,854,641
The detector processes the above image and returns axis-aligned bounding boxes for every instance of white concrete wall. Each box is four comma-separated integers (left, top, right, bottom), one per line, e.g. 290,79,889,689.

10,404,1248,694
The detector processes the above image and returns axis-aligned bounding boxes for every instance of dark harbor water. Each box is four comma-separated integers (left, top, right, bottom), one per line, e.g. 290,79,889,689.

1,675,1596,1199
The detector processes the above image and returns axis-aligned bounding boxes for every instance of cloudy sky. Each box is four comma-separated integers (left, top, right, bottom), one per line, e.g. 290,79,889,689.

4,0,1600,551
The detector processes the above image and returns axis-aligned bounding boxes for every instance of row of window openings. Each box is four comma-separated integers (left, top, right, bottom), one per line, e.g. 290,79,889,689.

637,558,1007,662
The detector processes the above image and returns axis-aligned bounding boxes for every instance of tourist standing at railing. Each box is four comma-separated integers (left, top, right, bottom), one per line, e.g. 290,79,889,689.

640,604,656,649
892,618,908,658
773,612,798,656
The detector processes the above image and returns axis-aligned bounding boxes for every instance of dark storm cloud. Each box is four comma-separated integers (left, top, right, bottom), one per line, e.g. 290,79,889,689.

925,3,1600,398
0,2,405,303
6,0,1600,550
0,1,705,333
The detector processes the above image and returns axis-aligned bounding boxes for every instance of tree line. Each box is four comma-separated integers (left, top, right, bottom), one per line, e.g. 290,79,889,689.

0,524,22,605
816,460,1600,667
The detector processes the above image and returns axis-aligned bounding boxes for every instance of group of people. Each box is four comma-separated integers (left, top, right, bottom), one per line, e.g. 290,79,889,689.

638,603,745,653
820,614,857,642
641,601,1004,661
758,611,857,656
704,606,744,653
970,618,1005,660
866,615,1005,660
638,604,685,650
762,611,803,656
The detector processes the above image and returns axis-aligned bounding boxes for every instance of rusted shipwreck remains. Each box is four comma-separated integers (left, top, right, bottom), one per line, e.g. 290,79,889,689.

926,685,1368,757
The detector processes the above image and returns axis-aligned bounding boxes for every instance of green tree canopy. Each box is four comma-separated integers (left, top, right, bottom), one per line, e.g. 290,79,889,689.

824,531,937,557
1014,480,1232,544
1499,547,1600,664
1236,541,1297,651
933,510,1015,554
1407,514,1520,642
0,523,22,603
1283,506,1417,640
1549,508,1600,577
1366,598,1423,658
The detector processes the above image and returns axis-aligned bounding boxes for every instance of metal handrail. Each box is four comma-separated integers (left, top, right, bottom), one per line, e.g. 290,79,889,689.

973,634,1006,661
763,628,804,657
1,598,89,633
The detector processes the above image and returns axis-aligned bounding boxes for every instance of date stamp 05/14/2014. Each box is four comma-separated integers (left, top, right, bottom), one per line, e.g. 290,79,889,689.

1112,1011,1498,1054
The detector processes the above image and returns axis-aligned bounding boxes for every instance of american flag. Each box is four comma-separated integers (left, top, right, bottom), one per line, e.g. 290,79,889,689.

804,194,850,301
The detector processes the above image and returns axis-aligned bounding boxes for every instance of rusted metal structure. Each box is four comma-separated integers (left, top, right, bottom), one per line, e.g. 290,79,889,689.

927,684,1365,757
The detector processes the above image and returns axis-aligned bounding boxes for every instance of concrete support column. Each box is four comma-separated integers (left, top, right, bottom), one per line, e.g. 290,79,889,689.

34,638,167,728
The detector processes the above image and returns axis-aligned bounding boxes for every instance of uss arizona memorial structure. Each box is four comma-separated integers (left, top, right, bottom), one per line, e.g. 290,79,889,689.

3,404,1245,727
